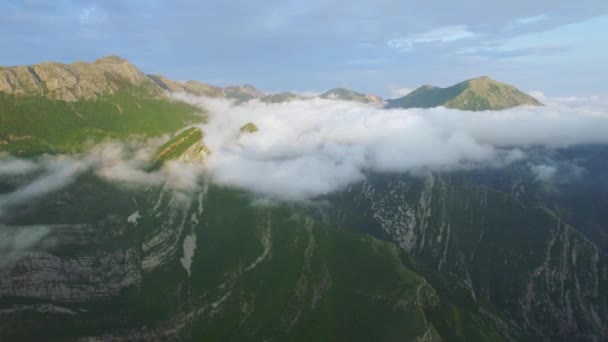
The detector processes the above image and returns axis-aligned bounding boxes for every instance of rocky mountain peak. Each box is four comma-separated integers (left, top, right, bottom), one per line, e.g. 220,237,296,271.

0,56,152,101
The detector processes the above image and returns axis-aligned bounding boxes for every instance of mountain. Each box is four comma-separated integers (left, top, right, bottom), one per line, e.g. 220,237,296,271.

2,142,607,340
386,76,543,111
320,88,383,104
330,167,608,340
0,56,268,154
0,56,204,155
224,84,265,103
0,161,519,341
0,55,157,101
260,92,300,103
148,74,226,98
1,56,608,341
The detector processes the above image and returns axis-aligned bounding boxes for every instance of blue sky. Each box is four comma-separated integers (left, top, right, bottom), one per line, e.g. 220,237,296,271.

1,0,607,97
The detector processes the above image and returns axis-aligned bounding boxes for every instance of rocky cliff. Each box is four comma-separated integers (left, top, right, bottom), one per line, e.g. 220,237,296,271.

0,56,156,102
333,171,608,340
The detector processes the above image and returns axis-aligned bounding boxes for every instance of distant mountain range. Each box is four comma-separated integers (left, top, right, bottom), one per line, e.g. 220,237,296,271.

0,56,542,109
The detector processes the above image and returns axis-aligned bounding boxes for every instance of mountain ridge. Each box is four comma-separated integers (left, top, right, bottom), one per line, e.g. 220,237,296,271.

320,87,383,104
0,56,540,111
0,55,156,102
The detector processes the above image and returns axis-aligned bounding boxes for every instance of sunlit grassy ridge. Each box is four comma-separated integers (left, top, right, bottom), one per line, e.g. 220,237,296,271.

152,127,205,166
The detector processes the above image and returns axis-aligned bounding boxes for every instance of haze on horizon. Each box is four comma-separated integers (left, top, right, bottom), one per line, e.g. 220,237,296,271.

1,1,607,97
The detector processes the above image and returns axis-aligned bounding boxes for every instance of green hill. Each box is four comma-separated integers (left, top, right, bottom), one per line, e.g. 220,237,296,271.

386,76,543,111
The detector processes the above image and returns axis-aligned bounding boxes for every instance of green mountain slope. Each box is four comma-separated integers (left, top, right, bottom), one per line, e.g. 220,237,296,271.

1,56,607,341
0,87,201,155
0,175,516,341
320,88,383,104
386,76,543,111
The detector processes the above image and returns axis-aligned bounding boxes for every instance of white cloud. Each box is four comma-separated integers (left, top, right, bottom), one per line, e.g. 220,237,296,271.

3,94,608,205
388,25,477,51
173,94,608,200
506,14,549,29
530,164,557,182
0,157,88,217
0,137,205,219
0,154,38,176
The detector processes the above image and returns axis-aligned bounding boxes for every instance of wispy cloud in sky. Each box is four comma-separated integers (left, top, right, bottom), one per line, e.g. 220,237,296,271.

387,25,477,51
0,1,607,96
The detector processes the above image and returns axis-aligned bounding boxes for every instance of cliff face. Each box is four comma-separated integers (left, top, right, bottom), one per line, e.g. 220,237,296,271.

335,171,608,340
0,56,154,102
0,177,452,341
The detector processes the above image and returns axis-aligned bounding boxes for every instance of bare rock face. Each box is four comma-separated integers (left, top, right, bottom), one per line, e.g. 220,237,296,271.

344,173,608,340
0,66,44,96
0,55,155,101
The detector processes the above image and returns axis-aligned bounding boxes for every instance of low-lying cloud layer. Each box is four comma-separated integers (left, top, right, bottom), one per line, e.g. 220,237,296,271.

172,94,608,200
0,139,204,219
1,94,608,207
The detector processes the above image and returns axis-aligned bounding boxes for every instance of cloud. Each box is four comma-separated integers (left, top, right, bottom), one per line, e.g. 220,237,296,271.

506,14,549,29
3,93,608,205
173,94,608,200
0,225,54,267
0,154,38,176
387,25,477,51
0,157,88,217
0,137,205,219
530,164,557,182
455,44,567,59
